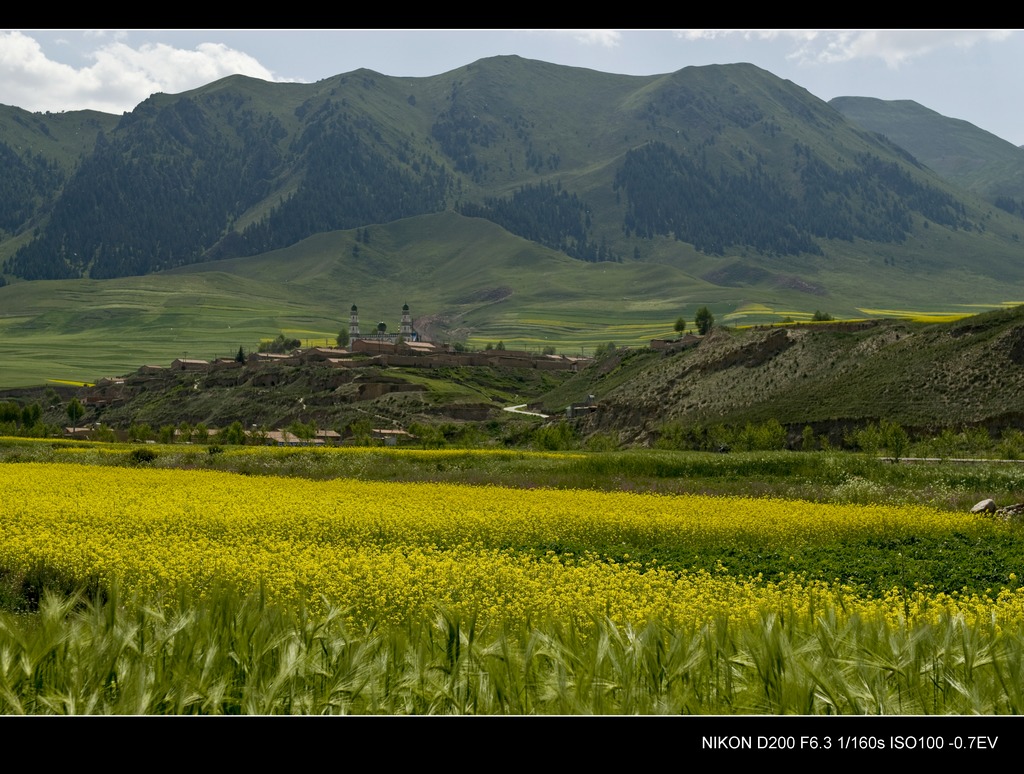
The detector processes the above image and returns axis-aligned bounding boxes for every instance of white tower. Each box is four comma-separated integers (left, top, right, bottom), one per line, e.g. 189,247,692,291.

400,303,413,339
349,304,360,338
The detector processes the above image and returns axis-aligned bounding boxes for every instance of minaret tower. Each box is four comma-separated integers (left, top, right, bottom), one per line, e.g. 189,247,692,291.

349,304,360,338
400,303,413,339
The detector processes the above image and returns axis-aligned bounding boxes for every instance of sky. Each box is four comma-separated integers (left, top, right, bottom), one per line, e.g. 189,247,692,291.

2,29,1022,146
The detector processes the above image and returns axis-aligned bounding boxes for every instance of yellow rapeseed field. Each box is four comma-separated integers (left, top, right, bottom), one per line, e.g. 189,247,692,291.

2,462,1021,631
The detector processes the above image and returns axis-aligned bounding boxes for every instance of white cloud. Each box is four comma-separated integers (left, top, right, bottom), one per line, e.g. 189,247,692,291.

527,29,621,48
675,29,821,43
0,31,282,114
674,29,1016,68
570,30,621,47
808,29,1015,67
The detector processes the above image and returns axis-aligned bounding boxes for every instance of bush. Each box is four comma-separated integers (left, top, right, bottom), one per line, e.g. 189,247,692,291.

127,448,158,465
532,422,578,451
259,334,302,354
128,423,154,443
801,425,817,452
584,432,619,452
736,419,787,451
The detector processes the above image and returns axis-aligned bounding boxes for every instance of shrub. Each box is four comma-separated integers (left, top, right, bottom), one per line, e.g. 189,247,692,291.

259,334,302,354
128,448,158,465
128,423,154,443
585,432,619,452
532,422,578,451
801,425,816,452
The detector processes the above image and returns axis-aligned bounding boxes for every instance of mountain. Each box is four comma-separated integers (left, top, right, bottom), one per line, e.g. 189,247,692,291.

3,57,1024,388
829,96,1024,213
0,105,119,256
3,58,1021,280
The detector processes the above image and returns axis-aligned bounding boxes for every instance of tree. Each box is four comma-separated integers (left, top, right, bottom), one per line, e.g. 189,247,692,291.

695,307,714,335
128,422,153,442
258,333,301,354
93,424,117,443
812,310,834,322
178,421,194,442
801,425,817,452
337,325,350,348
882,419,910,462
22,403,42,428
348,418,372,445
290,420,316,445
235,345,246,363
222,421,247,445
66,397,84,432
674,316,687,334
409,422,446,449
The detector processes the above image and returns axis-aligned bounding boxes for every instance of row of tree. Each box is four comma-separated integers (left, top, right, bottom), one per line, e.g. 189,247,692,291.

613,142,972,257
0,397,84,436
674,306,715,336
459,182,620,263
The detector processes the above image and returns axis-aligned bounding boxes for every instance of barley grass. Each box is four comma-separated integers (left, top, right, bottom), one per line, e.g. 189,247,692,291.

1,588,1022,714
4,456,1024,714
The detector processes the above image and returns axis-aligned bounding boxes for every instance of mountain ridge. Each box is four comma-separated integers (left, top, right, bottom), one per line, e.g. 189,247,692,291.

2,57,1024,387
829,95,1024,207
3,56,1019,282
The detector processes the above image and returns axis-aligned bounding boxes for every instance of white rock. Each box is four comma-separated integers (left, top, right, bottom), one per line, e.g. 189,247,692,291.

971,498,997,514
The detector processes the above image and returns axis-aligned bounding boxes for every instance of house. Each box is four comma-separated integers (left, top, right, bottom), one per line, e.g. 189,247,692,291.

371,428,412,446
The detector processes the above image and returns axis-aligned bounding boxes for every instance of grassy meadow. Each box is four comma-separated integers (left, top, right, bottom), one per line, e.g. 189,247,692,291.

2,211,1019,388
2,440,1024,714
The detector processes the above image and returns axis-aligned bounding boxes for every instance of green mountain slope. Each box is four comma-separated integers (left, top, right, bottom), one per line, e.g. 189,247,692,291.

0,213,694,386
1,210,1021,389
829,96,1024,207
0,106,119,258
3,58,1024,389
552,305,1024,442
3,58,1022,286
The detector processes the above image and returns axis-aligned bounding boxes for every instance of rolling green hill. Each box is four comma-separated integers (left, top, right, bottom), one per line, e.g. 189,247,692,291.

551,305,1024,442
2,209,1021,389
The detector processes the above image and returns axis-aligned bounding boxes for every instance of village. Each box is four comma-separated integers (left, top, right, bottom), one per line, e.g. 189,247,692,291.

76,303,596,446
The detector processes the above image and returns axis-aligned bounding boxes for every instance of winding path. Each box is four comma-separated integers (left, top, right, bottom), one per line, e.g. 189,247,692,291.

503,404,549,418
